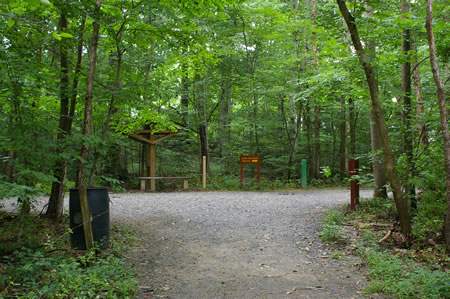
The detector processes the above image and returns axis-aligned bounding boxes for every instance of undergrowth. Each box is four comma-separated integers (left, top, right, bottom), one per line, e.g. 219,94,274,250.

319,197,450,298
0,211,138,298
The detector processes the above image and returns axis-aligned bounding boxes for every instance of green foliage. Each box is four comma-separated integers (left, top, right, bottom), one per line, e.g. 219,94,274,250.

362,249,450,298
319,209,344,243
0,212,138,298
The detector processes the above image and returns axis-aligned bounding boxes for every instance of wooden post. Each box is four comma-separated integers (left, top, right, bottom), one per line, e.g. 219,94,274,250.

79,185,94,250
240,162,244,189
202,156,206,189
257,162,260,184
149,134,156,191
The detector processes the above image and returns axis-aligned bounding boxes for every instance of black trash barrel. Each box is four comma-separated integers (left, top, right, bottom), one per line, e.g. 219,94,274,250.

69,187,110,250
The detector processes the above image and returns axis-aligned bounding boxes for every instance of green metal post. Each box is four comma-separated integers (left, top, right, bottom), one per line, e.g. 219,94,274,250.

301,159,307,188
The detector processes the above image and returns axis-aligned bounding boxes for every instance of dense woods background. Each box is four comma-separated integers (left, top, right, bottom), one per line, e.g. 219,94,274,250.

0,0,449,244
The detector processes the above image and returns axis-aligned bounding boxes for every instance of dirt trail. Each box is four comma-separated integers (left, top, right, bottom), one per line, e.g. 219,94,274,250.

111,190,371,299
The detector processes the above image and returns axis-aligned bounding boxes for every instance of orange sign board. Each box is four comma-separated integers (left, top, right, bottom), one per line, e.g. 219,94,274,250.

240,155,260,164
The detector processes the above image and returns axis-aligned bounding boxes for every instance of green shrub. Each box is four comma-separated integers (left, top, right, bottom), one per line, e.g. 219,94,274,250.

363,249,450,298
0,214,138,298
319,210,345,243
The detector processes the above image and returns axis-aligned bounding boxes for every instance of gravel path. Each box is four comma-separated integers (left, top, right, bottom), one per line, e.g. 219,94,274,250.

3,189,371,298
111,189,371,299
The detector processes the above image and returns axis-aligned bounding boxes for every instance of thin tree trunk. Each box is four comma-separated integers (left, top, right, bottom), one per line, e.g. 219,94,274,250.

348,98,356,156
339,96,346,180
47,14,70,219
337,0,411,240
412,41,427,145
425,0,450,246
366,6,387,199
76,0,102,188
311,0,320,178
88,22,125,184
401,0,415,207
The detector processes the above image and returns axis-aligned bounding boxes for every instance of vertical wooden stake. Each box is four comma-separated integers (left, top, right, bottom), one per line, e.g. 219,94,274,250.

149,134,156,191
202,156,206,189
355,158,360,205
79,185,94,250
240,163,243,189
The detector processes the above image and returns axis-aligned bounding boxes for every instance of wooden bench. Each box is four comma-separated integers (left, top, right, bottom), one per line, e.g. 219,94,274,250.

138,177,190,191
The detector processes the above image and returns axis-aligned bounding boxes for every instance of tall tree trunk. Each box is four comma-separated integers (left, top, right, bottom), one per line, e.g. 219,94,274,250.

401,0,415,207
337,0,411,240
89,22,126,184
311,0,320,178
76,0,102,188
425,0,450,246
412,41,427,145
47,14,70,219
339,96,346,180
370,110,388,198
366,6,387,199
305,103,312,178
348,98,356,156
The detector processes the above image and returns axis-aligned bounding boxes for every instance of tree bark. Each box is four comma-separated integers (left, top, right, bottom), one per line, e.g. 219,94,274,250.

370,110,388,198
412,41,427,145
311,0,320,179
348,98,356,156
76,0,102,188
339,96,346,180
400,0,415,207
337,0,411,239
47,13,70,219
425,0,450,246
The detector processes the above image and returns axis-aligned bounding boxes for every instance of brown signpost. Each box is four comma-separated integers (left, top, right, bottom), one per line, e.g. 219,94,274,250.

240,155,261,188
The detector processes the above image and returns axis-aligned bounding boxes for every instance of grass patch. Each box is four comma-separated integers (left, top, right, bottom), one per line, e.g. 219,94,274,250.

319,197,450,298
0,211,138,298
319,209,345,243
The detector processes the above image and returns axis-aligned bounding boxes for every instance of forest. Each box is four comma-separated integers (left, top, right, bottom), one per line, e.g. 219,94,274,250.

1,0,449,245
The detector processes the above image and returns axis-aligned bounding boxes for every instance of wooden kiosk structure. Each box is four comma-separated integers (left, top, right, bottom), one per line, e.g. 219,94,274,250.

129,128,188,191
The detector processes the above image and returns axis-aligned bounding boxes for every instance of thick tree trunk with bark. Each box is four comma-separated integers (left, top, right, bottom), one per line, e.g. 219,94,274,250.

337,0,411,240
370,110,388,198
425,0,450,246
76,0,102,188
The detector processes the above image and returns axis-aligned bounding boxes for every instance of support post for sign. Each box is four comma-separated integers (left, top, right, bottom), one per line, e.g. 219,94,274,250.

301,159,307,189
349,158,360,211
202,155,206,189
240,162,244,189
257,162,260,184
240,155,261,189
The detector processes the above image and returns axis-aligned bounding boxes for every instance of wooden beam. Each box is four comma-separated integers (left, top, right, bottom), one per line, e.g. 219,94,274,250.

153,132,178,144
129,133,153,144
134,129,177,134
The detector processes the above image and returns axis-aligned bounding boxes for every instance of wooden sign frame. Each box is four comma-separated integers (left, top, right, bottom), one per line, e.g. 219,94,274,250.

240,155,261,188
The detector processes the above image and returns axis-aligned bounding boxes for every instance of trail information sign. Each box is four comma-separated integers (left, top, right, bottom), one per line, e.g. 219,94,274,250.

240,155,261,188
